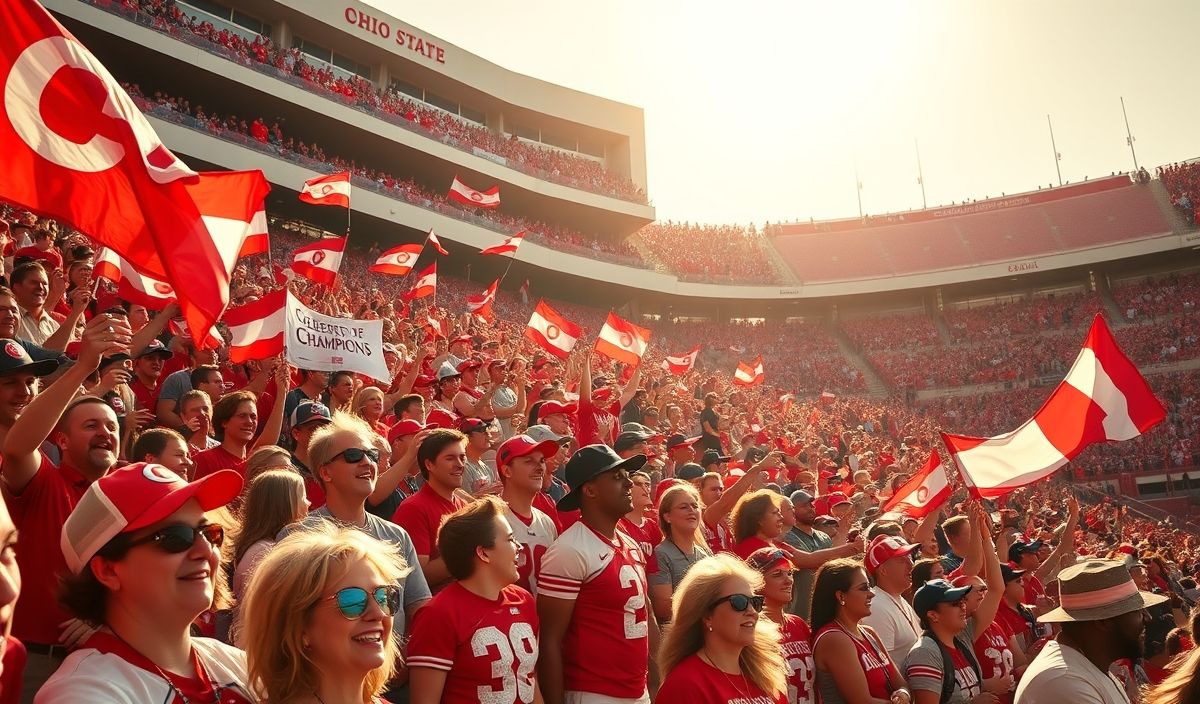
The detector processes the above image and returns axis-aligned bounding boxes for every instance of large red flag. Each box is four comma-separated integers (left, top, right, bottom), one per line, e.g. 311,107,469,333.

291,237,346,285
479,231,524,257
526,300,581,360
403,263,437,301
223,288,286,363
662,347,700,375
369,243,422,276
595,312,650,366
467,279,499,321
0,0,232,341
448,176,500,208
943,315,1165,498
880,450,951,518
733,356,765,386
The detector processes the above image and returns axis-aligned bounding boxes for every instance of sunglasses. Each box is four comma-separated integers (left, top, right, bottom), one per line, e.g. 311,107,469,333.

127,523,224,553
327,447,381,465
323,585,402,620
712,593,765,613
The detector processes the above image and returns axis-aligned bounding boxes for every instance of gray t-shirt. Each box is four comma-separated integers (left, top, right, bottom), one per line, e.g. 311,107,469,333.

158,368,193,408
785,526,832,619
279,508,432,635
902,620,981,704
492,386,519,440
649,540,710,589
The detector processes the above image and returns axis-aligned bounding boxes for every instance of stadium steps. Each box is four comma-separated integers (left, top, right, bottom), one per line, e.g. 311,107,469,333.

827,325,890,398
759,237,802,285
932,313,955,345
1094,279,1130,325
1148,179,1196,234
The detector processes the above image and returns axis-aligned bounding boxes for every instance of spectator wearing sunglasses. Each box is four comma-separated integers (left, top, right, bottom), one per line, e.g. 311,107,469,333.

282,411,432,691
811,558,911,704
41,462,250,702
749,546,816,704
655,553,787,703
240,522,409,704
408,496,540,703
391,429,471,593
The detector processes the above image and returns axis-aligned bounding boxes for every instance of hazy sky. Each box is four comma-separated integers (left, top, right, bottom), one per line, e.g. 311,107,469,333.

368,1,1200,226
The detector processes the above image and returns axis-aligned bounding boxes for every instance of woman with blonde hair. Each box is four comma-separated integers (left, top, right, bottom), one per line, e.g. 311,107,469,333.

239,521,410,704
352,386,389,436
656,553,787,703
649,482,713,622
242,445,292,485
1141,645,1200,704
230,470,309,604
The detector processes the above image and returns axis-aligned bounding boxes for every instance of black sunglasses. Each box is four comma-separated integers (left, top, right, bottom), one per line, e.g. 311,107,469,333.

323,585,401,620
326,447,381,465
712,593,765,613
127,523,224,553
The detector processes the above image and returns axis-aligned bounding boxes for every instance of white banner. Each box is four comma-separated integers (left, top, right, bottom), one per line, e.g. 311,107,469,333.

285,292,390,381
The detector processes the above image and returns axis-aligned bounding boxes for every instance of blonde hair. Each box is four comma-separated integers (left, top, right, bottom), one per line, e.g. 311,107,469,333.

731,489,779,543
658,554,786,699
1142,646,1200,704
243,445,291,485
352,385,385,420
239,522,410,703
308,412,377,474
658,483,711,551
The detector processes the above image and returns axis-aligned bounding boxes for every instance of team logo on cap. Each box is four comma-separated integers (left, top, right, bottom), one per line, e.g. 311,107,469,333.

142,464,178,484
3,342,21,360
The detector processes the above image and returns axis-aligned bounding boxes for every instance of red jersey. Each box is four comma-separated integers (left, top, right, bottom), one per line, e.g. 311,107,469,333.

503,505,557,596
812,622,892,700
191,445,246,480
391,484,468,574
532,491,579,533
407,583,539,704
995,601,1035,653
618,515,662,574
732,535,772,561
2,457,90,644
574,397,619,447
780,614,815,704
128,377,160,413
702,518,733,555
974,620,1015,704
656,653,781,704
1022,573,1047,605
538,522,650,698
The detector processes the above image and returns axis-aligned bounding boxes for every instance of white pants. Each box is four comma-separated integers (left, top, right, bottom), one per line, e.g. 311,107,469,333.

564,690,650,704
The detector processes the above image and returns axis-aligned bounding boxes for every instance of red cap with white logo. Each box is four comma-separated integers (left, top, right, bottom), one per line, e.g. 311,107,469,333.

61,462,242,574
865,534,921,574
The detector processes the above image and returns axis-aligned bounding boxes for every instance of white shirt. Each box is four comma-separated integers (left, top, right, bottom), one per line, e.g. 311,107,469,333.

860,586,922,667
1014,640,1130,704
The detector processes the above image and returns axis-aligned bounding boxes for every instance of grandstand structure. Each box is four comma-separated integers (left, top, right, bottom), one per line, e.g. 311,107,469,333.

47,0,1200,519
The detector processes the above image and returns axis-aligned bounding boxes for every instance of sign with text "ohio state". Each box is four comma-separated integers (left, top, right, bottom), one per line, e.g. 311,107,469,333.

343,7,446,64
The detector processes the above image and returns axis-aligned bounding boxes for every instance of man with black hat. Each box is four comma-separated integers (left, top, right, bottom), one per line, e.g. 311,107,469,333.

288,400,333,506
664,434,699,473
538,444,658,704
700,448,731,474
1015,560,1165,704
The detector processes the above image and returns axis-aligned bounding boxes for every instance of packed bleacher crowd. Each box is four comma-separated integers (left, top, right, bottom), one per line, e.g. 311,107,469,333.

942,291,1106,342
0,202,1196,704
634,222,785,285
840,311,942,350
1112,271,1200,321
89,0,649,204
1159,161,1200,225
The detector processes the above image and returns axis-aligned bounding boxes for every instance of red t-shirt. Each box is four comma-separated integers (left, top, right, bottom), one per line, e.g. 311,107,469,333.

128,377,160,413
391,483,468,565
191,445,246,480
732,536,772,561
538,523,650,698
407,582,539,703
995,601,1034,652
574,396,620,447
974,620,1015,704
812,622,892,700
533,491,579,533
618,516,662,574
702,519,733,555
1023,574,1047,606
656,652,783,704
3,457,90,644
781,614,815,704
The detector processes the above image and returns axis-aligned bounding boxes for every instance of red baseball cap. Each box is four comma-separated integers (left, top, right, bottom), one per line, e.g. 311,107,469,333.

61,463,242,574
456,358,482,374
828,491,851,507
865,535,921,574
747,546,790,573
424,408,457,429
387,419,425,445
496,434,561,469
539,400,577,417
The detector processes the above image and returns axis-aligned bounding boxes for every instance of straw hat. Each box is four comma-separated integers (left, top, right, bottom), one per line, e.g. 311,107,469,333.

1038,559,1168,623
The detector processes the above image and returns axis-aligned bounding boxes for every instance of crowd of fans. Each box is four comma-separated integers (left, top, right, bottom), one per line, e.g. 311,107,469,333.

840,311,942,350
942,291,1105,342
1113,271,1200,321
1159,161,1200,225
92,0,649,203
634,222,785,284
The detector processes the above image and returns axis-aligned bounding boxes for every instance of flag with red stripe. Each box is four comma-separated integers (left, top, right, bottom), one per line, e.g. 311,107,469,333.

942,315,1165,498
427,230,448,255
299,172,351,207
595,312,650,366
291,236,346,285
169,318,224,350
881,450,951,518
662,347,700,375
223,288,286,363
188,170,272,269
479,231,524,257
369,243,422,276
467,279,499,322
402,263,437,301
95,247,175,310
448,176,500,208
733,356,764,386
526,300,581,360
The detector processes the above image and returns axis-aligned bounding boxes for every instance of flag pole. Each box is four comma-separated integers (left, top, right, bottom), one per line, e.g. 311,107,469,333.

854,164,864,218
915,139,927,210
1047,114,1063,187
1120,96,1139,173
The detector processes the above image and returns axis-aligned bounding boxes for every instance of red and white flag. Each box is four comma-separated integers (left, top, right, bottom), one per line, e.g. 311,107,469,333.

369,243,422,276
0,1,235,343
595,312,650,366
526,300,581,360
819,391,837,405
188,170,272,269
881,450,951,518
942,315,1165,499
733,356,765,386
480,231,524,257
662,347,700,375
448,176,500,208
169,318,224,350
427,229,449,255
467,279,499,321
223,288,286,363
291,236,346,285
403,263,437,301
421,313,447,341
94,247,176,310
299,172,351,208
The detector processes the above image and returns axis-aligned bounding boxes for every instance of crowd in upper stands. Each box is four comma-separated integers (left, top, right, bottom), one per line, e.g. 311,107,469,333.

1160,161,1200,224
95,0,649,203
634,222,783,284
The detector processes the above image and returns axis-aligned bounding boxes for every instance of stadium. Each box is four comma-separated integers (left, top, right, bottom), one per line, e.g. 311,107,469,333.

2,1,1199,701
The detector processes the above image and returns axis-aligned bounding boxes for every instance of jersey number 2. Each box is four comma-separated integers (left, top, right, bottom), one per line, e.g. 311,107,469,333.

619,564,648,639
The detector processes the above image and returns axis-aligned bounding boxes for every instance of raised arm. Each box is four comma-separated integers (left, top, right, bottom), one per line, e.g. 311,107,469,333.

619,364,642,408
251,360,288,451
703,455,769,527
1035,494,1079,583
972,503,1005,637
128,302,178,357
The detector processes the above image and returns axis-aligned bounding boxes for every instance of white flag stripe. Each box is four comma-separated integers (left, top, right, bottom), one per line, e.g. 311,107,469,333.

229,312,285,346
530,309,578,350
